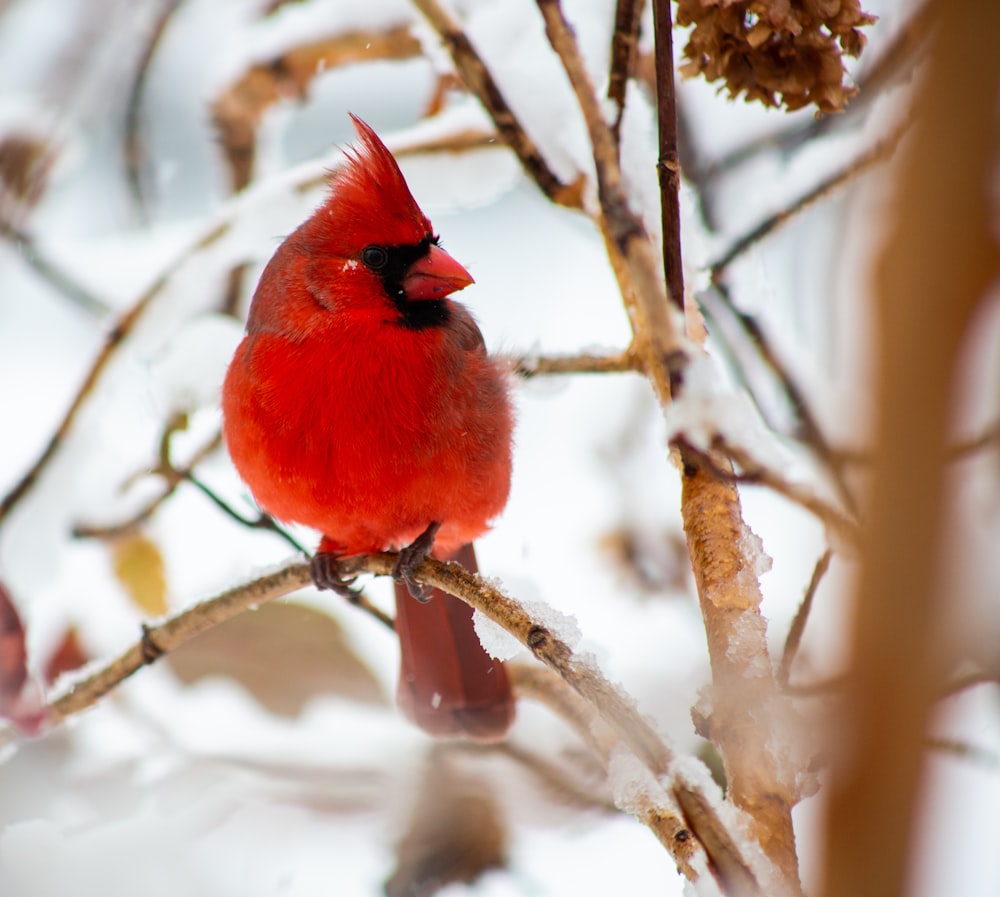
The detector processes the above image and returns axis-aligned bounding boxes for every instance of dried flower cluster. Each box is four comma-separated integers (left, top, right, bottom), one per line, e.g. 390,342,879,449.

676,0,877,113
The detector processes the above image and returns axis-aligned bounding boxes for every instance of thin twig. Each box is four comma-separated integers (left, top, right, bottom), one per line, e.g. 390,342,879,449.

651,0,683,312
778,549,834,687
0,219,112,318
50,559,312,727
411,0,583,209
938,669,1000,700
948,421,1000,460
123,0,181,220
710,123,907,278
607,0,645,146
698,283,858,515
461,739,616,813
508,663,699,871
783,674,848,697
184,476,394,630
925,736,998,768
73,429,223,540
510,348,640,377
0,216,229,527
789,669,1000,701
187,474,307,554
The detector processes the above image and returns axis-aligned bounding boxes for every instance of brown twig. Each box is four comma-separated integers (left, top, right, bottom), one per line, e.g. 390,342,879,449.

783,674,848,698
677,437,859,550
293,127,504,196
607,0,645,146
938,669,1000,700
411,0,583,209
925,736,999,768
710,123,907,279
948,421,1000,460
697,283,858,514
651,0,683,312
213,26,423,193
788,668,1000,701
123,0,181,220
778,549,834,687
73,425,224,540
0,219,112,318
510,348,640,378
0,218,230,528
48,559,313,728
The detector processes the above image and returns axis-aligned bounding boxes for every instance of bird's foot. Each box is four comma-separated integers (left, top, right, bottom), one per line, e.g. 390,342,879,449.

310,551,360,600
393,521,441,602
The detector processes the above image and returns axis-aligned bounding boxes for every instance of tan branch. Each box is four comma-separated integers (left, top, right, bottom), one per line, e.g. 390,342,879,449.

509,348,641,378
48,559,312,727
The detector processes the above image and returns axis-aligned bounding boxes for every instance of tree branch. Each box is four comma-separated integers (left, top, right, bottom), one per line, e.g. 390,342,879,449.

535,0,687,405
607,0,645,146
778,549,834,687
709,123,907,279
510,348,640,377
411,0,583,209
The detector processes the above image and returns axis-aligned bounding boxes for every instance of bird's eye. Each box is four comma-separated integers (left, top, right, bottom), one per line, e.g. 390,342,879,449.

361,245,389,271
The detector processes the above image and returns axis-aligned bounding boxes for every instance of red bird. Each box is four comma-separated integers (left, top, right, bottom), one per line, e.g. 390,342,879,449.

222,116,515,740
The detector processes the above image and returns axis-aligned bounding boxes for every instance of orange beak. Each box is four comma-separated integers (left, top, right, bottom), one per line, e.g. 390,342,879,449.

401,244,475,301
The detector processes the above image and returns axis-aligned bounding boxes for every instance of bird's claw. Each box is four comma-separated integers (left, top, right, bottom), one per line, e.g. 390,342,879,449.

310,551,361,600
393,521,441,602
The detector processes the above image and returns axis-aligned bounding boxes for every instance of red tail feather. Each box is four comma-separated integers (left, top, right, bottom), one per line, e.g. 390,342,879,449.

394,544,514,740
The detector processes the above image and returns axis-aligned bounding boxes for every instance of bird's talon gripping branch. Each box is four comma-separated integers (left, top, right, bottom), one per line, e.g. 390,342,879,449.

309,552,360,598
393,521,441,602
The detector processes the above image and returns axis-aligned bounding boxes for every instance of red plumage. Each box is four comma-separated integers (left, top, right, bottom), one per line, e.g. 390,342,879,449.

222,116,515,739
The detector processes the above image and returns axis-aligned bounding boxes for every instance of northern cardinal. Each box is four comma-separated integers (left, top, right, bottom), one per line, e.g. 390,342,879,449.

222,116,515,740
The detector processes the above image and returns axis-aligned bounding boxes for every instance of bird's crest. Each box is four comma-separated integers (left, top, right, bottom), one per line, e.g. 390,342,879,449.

307,115,433,252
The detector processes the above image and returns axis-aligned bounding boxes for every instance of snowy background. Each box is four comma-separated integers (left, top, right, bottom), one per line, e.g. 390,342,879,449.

1,1,998,895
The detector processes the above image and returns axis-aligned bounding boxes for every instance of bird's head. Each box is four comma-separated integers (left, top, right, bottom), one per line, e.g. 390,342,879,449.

286,115,474,329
